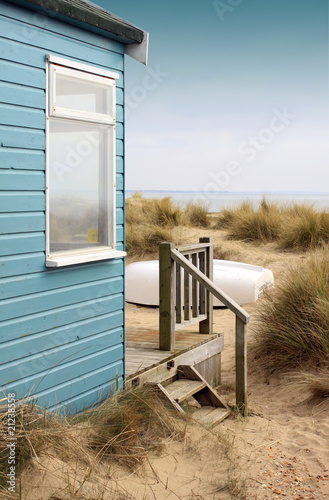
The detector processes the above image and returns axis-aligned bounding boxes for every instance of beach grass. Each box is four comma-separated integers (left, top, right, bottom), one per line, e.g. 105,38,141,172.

215,198,281,243
125,222,174,256
183,201,210,227
125,194,212,256
215,197,329,250
0,386,184,496
250,250,329,374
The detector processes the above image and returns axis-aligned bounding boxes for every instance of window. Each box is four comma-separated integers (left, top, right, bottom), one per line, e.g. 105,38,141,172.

46,56,125,267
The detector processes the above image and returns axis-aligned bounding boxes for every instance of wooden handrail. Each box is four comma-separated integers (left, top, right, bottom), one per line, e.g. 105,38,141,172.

159,239,249,415
171,249,250,324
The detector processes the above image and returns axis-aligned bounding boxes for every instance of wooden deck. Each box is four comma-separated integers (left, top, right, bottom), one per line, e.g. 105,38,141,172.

125,327,224,386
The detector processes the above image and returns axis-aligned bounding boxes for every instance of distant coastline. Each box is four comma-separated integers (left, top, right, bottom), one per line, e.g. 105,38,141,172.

125,190,329,213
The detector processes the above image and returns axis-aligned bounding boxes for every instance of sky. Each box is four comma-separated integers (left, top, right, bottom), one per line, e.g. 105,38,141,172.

93,0,328,194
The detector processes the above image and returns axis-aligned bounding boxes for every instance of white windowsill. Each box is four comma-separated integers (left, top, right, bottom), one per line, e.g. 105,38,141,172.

46,249,126,268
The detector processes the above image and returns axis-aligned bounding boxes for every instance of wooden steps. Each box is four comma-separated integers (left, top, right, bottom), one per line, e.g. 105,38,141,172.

151,364,230,427
165,379,207,403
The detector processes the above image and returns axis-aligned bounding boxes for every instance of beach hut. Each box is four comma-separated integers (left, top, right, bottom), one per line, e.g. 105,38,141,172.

0,0,148,413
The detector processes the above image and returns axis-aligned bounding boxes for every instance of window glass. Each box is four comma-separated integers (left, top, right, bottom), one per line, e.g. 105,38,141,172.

55,70,114,116
49,119,112,253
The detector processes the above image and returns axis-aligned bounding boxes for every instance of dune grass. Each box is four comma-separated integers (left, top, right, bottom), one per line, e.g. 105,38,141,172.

250,250,329,374
280,210,329,251
183,201,210,227
0,386,185,497
125,222,174,256
125,194,211,256
126,195,182,227
215,198,281,243
298,368,329,400
215,197,329,251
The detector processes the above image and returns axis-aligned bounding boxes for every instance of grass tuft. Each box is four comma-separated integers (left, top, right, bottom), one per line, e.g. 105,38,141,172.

125,223,174,256
298,368,329,400
75,386,184,469
213,245,241,261
0,386,185,497
183,201,210,227
250,250,329,373
280,211,329,251
215,197,329,251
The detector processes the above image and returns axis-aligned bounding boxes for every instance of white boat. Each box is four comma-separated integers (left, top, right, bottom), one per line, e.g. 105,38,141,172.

125,259,274,307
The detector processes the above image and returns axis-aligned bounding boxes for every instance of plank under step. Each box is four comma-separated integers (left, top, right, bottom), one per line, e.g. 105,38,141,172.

193,406,231,427
165,379,207,403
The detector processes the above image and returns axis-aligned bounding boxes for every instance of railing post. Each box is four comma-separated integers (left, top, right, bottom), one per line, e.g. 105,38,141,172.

159,242,175,351
236,316,247,415
199,237,213,334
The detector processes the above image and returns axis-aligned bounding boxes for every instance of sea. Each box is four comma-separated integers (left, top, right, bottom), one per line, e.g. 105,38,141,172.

125,191,329,213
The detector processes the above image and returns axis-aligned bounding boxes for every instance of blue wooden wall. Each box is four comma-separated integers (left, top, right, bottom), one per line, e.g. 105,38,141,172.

0,1,126,412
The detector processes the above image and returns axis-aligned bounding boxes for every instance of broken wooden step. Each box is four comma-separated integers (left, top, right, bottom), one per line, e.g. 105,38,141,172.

150,364,231,426
164,379,207,403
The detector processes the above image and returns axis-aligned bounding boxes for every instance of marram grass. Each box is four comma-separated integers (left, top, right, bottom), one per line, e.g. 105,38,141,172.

125,194,211,256
0,386,185,495
250,250,329,373
215,197,329,250
216,198,281,243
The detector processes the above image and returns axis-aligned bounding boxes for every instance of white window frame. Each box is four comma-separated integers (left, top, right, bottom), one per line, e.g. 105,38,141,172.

45,55,125,267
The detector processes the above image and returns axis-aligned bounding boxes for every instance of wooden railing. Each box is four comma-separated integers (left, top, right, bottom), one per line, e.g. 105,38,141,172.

159,237,250,415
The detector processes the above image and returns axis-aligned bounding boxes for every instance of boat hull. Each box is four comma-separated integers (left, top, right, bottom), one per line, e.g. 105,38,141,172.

125,259,274,307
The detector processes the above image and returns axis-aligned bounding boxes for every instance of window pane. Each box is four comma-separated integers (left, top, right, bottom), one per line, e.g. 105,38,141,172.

49,119,112,253
55,70,113,116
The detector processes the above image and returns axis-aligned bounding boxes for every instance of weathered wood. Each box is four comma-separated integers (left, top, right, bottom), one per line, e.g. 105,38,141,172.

153,383,185,414
236,316,248,415
165,379,206,403
184,254,191,322
178,365,228,409
125,335,224,386
199,250,206,315
177,243,211,254
193,407,231,427
191,253,199,318
195,353,221,387
171,249,250,324
175,263,183,324
199,237,213,334
159,242,175,351
175,314,207,331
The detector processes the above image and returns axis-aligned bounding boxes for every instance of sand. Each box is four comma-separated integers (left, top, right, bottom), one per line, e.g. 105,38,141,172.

19,227,329,499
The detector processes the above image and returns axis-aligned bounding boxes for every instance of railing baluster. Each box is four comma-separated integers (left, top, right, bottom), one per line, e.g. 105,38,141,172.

192,253,198,318
199,237,213,334
176,262,183,324
199,250,206,315
184,254,191,321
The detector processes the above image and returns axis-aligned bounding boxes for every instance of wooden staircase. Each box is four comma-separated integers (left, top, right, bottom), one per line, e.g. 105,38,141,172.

153,364,231,427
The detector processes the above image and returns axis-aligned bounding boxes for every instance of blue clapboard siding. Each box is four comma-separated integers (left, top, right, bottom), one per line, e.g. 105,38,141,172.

0,192,45,212
0,2,126,413
0,103,45,129
1,259,124,299
0,81,45,107
0,149,45,170
0,325,123,382
0,232,45,257
0,60,46,88
1,311,123,363
0,294,124,342
1,276,123,321
0,170,45,190
0,212,45,234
